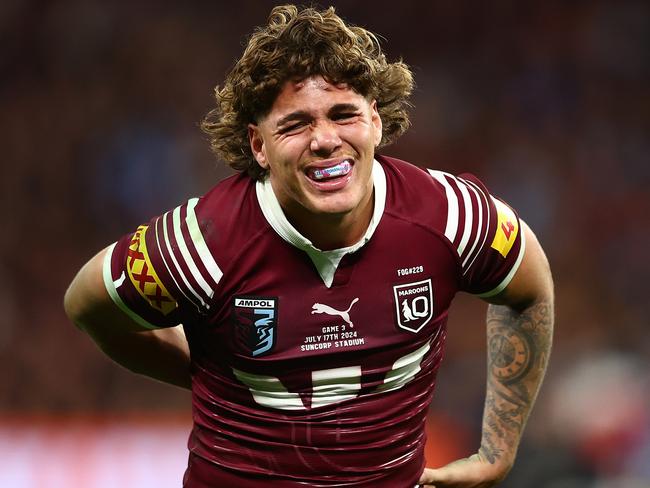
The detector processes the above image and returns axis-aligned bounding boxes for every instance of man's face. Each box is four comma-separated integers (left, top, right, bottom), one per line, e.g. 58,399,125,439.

249,76,382,226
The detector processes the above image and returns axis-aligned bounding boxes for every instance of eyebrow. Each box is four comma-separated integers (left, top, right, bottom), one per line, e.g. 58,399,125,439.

275,111,310,129
274,103,362,129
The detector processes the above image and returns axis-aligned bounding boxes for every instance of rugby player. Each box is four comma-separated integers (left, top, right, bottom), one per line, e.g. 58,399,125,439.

64,5,554,487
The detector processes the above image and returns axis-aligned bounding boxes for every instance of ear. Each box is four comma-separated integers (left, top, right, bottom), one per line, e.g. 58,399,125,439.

248,124,269,169
369,100,383,147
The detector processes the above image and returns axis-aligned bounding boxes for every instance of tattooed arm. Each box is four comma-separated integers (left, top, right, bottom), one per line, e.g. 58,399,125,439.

419,222,554,487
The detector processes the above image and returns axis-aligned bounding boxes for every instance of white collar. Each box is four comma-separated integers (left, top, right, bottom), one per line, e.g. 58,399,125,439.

256,159,387,287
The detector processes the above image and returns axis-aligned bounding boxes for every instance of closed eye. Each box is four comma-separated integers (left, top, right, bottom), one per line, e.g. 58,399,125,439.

332,112,360,122
278,121,307,134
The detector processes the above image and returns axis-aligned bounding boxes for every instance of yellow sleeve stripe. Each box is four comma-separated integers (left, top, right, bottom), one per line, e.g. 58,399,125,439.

490,198,519,258
102,243,160,329
126,225,177,315
477,228,526,298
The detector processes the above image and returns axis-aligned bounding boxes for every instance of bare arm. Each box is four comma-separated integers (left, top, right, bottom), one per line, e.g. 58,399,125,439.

478,223,553,476
64,247,192,389
420,222,554,487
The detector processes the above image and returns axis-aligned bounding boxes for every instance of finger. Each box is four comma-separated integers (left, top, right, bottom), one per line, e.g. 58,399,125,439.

418,460,471,485
419,466,446,480
418,466,447,485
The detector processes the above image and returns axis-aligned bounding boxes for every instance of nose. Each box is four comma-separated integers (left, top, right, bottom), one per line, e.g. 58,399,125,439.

309,121,342,156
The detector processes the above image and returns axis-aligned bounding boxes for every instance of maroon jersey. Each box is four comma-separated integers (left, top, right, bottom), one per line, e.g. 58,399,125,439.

103,156,525,487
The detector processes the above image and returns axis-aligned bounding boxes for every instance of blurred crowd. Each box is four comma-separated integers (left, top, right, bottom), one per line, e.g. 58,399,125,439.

2,1,648,486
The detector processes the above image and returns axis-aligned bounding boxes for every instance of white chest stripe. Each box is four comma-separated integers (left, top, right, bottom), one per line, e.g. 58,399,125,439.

375,342,430,393
234,342,429,411
232,369,305,410
311,366,362,409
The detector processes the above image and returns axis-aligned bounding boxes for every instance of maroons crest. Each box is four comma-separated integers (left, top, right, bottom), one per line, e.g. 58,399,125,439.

393,279,434,333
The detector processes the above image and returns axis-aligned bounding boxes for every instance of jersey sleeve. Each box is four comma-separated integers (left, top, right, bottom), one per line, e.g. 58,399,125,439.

102,197,224,329
428,170,526,297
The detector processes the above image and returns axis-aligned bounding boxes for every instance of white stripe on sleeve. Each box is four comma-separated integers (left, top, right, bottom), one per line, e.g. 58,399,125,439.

172,205,214,299
154,216,201,311
446,174,474,257
475,227,527,298
102,243,159,330
460,181,484,267
461,178,492,275
185,198,223,286
162,210,207,308
428,170,459,243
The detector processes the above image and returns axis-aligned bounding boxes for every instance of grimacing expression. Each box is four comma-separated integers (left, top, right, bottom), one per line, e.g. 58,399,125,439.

249,76,382,228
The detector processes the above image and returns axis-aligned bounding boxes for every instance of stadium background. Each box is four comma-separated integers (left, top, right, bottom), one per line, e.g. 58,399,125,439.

2,1,649,486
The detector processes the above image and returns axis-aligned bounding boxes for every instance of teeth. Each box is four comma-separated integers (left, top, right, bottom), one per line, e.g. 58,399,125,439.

312,161,351,180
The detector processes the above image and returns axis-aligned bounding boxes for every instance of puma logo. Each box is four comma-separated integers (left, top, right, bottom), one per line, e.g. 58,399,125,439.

311,297,359,328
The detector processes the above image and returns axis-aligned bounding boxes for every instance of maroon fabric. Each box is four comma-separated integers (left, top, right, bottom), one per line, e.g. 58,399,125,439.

106,156,523,486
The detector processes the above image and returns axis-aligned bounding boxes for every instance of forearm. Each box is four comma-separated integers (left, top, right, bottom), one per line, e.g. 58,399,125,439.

479,298,554,468
82,323,192,390
65,248,192,390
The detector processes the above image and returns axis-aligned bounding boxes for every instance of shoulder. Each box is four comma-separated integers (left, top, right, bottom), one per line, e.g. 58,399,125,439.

187,172,269,283
103,172,268,326
377,154,438,190
377,156,524,295
378,155,444,208
379,155,495,236
157,172,262,266
377,155,457,236
197,172,259,228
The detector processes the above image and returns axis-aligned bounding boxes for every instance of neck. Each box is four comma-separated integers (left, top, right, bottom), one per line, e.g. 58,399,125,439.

286,191,375,251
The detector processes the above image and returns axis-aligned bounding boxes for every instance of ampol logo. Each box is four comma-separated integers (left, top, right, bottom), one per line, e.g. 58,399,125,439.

393,279,433,333
233,296,278,357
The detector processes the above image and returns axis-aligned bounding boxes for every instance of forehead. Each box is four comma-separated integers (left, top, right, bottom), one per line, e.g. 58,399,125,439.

265,76,367,120
287,76,349,94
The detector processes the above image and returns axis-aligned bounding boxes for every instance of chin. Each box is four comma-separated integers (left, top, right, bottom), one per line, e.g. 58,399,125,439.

309,194,359,215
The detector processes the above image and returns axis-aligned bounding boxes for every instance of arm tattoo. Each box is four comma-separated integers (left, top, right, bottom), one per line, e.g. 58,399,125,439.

479,299,553,464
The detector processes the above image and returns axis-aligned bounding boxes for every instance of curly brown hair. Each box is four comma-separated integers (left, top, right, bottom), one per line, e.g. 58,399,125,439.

201,4,414,180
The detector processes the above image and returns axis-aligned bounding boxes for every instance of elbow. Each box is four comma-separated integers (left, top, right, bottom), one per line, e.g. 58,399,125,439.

64,248,111,333
63,284,74,320
63,281,89,331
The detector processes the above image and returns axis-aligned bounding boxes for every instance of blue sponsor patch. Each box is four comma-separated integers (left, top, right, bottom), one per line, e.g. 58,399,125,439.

233,296,278,357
